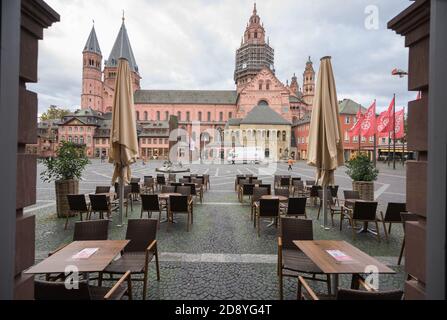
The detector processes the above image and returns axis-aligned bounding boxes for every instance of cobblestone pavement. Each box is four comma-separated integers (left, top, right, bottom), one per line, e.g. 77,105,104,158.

32,160,406,300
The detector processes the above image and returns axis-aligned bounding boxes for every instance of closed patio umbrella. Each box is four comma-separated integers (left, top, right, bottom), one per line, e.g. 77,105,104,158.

307,56,344,229
109,58,139,226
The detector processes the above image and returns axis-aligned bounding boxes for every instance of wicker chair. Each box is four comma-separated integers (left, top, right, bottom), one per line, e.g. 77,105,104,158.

340,201,380,241
251,187,269,221
255,199,280,236
168,195,194,232
280,177,291,188
177,185,192,197
89,194,112,220
259,184,271,195
278,218,331,300
140,194,162,226
161,185,176,194
35,271,132,300
297,276,403,300
275,187,290,198
284,197,307,218
377,202,407,240
317,189,343,226
292,180,305,197
65,194,90,230
235,175,245,191
143,177,155,194
156,175,166,190
95,186,111,194
168,174,176,183
191,178,204,203
179,178,190,184
130,182,141,203
102,219,160,300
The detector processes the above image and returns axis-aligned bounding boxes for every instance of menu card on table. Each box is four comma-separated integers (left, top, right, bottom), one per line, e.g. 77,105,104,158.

71,248,99,260
326,250,353,262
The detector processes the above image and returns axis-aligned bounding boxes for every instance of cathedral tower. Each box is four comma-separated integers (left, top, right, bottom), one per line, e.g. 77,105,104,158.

289,73,299,95
81,25,103,111
234,3,275,90
302,57,315,106
103,17,141,106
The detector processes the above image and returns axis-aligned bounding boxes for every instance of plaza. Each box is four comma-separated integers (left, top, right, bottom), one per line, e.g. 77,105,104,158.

31,160,406,300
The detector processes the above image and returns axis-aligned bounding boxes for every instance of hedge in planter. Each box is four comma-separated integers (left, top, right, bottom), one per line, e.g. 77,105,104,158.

345,153,379,201
41,141,90,218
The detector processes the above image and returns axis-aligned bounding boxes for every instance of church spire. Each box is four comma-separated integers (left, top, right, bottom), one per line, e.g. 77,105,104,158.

83,24,101,55
106,17,139,74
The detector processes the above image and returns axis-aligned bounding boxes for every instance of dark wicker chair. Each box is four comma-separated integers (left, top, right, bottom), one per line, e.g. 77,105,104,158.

168,195,194,232
378,202,407,240
65,194,90,230
130,182,141,202
130,177,140,184
317,189,343,225
89,194,112,220
240,183,255,203
278,218,331,300
255,199,280,236
235,175,245,191
275,187,290,198
179,178,190,184
177,185,192,197
251,187,269,220
168,174,176,183
297,276,403,300
191,179,204,203
343,190,360,206
340,201,380,241
259,184,271,195
292,180,306,197
156,175,166,190
95,186,111,194
161,185,176,193
102,219,160,300
143,177,155,194
35,271,132,300
309,185,322,205
284,197,307,218
140,194,162,226
280,177,291,188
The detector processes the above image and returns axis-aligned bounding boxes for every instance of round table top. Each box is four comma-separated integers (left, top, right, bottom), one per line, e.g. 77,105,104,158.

261,195,288,201
158,193,182,198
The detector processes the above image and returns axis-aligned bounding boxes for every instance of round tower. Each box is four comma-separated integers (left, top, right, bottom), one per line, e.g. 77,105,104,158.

302,56,315,106
81,25,103,112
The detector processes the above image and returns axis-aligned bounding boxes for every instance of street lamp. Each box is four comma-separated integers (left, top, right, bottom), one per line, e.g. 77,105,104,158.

391,68,408,169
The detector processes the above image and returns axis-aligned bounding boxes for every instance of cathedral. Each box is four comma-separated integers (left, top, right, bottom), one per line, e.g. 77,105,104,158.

78,4,315,160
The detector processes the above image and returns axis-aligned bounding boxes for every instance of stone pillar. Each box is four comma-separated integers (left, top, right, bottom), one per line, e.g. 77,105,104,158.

388,0,430,300
16,0,59,299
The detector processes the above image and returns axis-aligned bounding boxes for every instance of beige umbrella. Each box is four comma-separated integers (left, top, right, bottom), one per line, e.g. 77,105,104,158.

109,58,139,226
307,56,344,229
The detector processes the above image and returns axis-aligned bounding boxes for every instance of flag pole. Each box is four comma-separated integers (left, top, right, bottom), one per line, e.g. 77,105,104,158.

393,94,396,170
358,105,361,153
373,99,377,167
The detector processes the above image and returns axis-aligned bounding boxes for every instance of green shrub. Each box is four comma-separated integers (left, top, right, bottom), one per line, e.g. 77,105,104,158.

41,141,90,182
345,152,378,182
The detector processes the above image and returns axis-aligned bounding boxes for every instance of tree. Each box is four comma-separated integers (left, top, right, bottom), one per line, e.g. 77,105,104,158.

40,105,71,121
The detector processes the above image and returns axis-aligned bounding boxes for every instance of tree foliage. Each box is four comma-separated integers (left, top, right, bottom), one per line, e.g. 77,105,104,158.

40,105,71,121
345,152,379,182
41,141,90,182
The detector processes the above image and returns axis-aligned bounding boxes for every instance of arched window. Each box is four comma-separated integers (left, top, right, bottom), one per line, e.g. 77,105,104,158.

258,100,269,106
282,131,287,142
219,112,223,122
266,81,271,90
144,111,148,121
177,111,182,121
254,32,257,38
198,112,202,121
136,111,140,121
157,111,160,121
207,112,211,121
165,111,169,120
258,81,263,90
186,112,190,121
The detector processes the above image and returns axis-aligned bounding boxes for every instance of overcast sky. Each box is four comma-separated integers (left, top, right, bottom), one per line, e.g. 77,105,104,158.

29,0,414,115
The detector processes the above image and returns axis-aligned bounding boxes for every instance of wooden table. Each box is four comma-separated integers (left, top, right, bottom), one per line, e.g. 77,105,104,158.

294,240,395,294
261,195,288,202
25,240,129,274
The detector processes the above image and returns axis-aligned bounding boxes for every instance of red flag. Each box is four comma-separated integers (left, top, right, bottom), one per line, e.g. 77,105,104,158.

348,109,364,137
377,97,395,134
360,101,376,137
393,109,405,139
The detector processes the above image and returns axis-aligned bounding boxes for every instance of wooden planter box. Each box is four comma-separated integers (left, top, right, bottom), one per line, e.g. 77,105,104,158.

55,179,79,218
352,181,374,201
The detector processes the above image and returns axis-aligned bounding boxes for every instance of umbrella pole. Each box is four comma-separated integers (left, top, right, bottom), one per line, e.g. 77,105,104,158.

322,185,330,230
118,164,124,227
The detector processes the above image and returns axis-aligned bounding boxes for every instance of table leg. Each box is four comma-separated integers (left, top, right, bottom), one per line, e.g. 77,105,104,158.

331,274,339,296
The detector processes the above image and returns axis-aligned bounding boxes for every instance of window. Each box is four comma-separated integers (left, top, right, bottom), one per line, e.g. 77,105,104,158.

229,112,233,119
344,132,349,142
164,139,168,144
142,138,146,144
219,112,223,122
353,136,358,142
80,137,84,144
148,139,152,144
88,127,91,132
87,136,91,144
144,111,148,121
198,112,202,121
361,137,366,142
74,136,78,144
177,111,182,121
74,127,78,132
68,136,72,142
254,32,258,38
266,81,271,90
369,136,374,142
207,112,211,121
102,138,106,144
186,112,190,121
159,138,163,144
136,111,140,120
157,111,160,121
382,138,386,144
80,127,84,132
258,81,263,90
165,111,169,120
282,131,287,142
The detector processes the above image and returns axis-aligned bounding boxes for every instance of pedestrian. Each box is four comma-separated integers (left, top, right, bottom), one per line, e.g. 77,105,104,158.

288,158,294,171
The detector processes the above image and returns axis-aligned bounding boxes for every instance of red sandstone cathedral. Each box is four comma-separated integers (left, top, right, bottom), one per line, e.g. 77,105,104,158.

40,4,316,160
